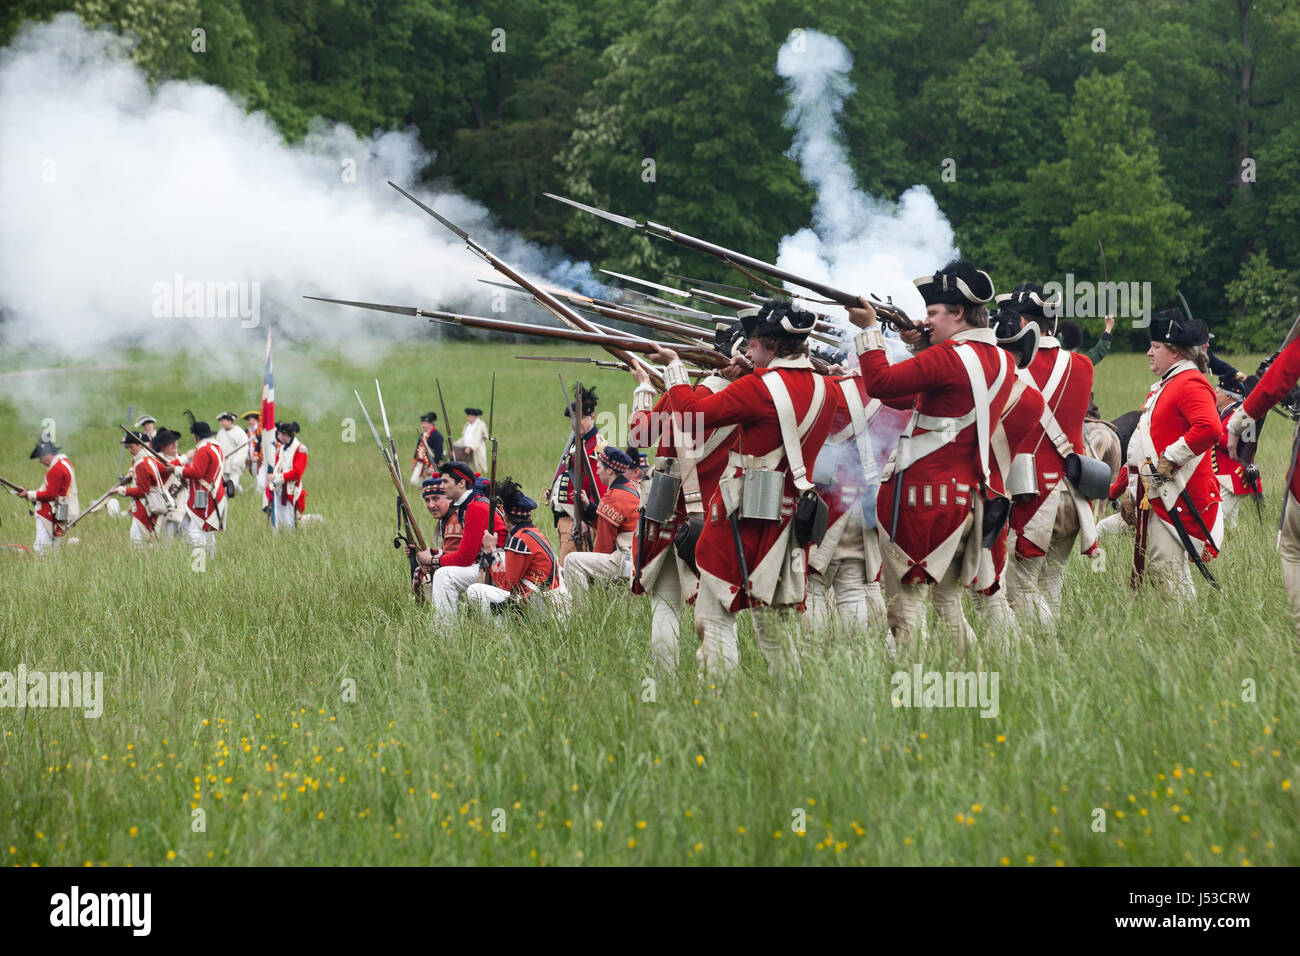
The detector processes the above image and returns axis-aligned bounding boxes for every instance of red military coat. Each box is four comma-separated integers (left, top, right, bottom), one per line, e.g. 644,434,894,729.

438,492,507,568
270,440,309,511
490,523,559,600
630,377,739,598
667,356,842,612
549,427,607,513
122,452,167,530
593,476,640,554
1126,361,1223,558
1213,402,1261,495
1009,342,1094,557
1243,336,1300,501
981,375,1047,590
31,454,76,533
176,439,226,530
858,328,1015,585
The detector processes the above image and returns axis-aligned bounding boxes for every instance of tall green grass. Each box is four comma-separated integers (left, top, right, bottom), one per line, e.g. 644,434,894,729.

1,343,1295,865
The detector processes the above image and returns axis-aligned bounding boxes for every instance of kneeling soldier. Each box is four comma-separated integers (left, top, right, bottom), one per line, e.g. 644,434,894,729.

466,479,561,618
562,447,641,598
421,461,506,621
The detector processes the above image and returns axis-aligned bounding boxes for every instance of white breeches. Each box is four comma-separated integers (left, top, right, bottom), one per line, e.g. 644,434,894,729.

562,550,629,597
431,563,482,615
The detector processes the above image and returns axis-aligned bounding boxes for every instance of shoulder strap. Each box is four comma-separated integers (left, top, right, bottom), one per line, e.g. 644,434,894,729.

952,344,1007,485
1041,348,1071,403
760,369,827,493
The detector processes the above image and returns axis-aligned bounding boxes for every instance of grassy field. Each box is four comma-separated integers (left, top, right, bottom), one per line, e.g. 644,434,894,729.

1,340,1296,866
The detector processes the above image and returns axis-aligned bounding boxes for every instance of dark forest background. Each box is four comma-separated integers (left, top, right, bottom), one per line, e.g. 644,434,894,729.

6,0,1300,352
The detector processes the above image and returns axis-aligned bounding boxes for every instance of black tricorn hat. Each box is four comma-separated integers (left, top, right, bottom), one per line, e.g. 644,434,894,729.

562,386,598,419
216,411,237,422
740,300,816,340
190,420,215,439
497,477,537,516
465,407,483,416
714,320,748,358
996,281,1060,323
152,428,181,451
1149,309,1202,346
420,411,438,424
120,430,149,446
1217,373,1245,398
276,420,300,436
30,440,59,459
914,260,995,307
992,309,1040,369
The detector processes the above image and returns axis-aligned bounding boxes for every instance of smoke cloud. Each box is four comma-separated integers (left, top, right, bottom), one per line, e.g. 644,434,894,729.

775,29,959,323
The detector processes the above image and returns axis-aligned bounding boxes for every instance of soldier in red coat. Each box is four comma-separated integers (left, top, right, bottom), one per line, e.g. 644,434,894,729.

649,301,843,679
629,321,744,676
268,420,308,530
1211,376,1262,528
1116,312,1223,599
466,478,561,619
421,461,507,621
115,430,172,544
170,420,226,555
1227,330,1300,631
846,261,1014,655
999,283,1100,627
976,313,1046,649
562,447,641,598
17,439,79,554
545,387,608,560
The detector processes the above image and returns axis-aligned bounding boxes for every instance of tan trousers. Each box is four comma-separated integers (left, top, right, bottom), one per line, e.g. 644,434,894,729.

694,575,799,681
1281,493,1300,636
562,549,627,597
1134,509,1197,602
1007,490,1078,628
880,518,977,656
555,514,593,562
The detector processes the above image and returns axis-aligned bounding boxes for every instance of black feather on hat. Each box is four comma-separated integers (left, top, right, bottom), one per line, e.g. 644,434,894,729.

740,300,816,340
496,476,538,517
913,260,995,307
561,386,598,419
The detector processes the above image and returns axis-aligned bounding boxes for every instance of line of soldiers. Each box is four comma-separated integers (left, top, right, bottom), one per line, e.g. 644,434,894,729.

7,408,309,553
408,257,1300,679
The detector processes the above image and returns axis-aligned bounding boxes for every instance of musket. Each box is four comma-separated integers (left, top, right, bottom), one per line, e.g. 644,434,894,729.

480,278,712,342
514,355,712,378
435,378,453,455
0,475,25,496
117,403,134,478
544,191,917,332
387,181,666,389
479,375,499,583
1140,460,1221,592
63,475,132,532
356,389,427,597
563,376,594,552
119,425,174,468
376,378,417,582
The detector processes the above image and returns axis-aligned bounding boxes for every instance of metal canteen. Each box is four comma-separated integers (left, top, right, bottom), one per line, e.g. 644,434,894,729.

642,470,682,524
739,468,784,521
1006,453,1039,498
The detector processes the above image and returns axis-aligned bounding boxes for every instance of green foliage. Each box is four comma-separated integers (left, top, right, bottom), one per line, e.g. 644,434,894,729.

1222,247,1300,353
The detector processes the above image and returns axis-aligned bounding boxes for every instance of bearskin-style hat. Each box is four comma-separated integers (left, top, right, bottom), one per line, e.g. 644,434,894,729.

714,320,748,359
440,460,476,486
30,439,59,459
496,477,537,518
740,300,816,341
914,260,995,307
420,411,438,424
120,430,149,446
1148,309,1202,346
562,386,598,420
597,447,634,474
152,429,181,452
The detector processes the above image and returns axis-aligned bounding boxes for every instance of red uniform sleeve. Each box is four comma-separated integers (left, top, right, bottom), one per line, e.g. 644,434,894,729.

1243,337,1300,420
493,542,530,592
442,498,489,567
34,462,69,501
182,446,219,483
858,341,961,403
284,447,307,483
668,371,773,432
124,460,153,499
1173,379,1223,456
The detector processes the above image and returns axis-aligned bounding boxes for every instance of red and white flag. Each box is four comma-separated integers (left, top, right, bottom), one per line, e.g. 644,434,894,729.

260,326,275,496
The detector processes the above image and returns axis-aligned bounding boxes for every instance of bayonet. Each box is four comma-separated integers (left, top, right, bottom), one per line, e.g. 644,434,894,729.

600,269,692,299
